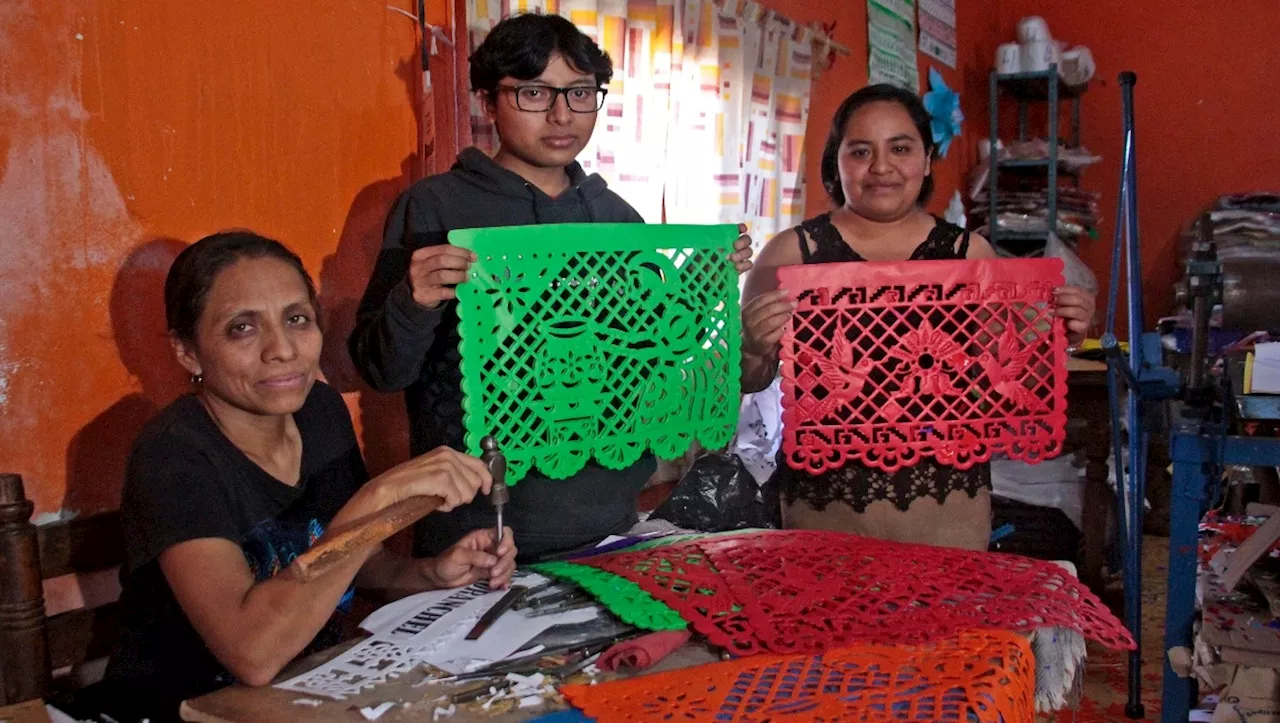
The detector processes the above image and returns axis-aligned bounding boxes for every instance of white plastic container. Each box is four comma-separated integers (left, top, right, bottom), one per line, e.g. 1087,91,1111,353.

1020,39,1058,72
996,42,1021,73
1017,16,1051,43
1061,46,1096,85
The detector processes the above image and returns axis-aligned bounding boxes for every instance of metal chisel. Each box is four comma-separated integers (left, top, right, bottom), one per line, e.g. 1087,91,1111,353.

464,585,527,641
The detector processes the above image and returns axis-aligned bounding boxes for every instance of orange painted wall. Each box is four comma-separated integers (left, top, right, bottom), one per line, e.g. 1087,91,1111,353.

0,0,459,516
3,0,994,518
992,2,1280,327
18,0,1266,520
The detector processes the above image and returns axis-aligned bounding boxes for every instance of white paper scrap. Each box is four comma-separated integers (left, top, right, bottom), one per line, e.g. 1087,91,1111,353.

359,572,550,635
277,577,596,698
481,690,503,710
508,644,544,659
359,702,396,721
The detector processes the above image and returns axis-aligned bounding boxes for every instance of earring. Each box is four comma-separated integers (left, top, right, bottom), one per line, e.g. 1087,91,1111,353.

190,373,203,385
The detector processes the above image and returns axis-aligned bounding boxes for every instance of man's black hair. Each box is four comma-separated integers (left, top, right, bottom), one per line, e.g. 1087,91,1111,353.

469,13,613,95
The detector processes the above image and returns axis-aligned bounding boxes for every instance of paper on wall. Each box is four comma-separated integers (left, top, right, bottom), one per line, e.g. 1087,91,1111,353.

919,0,957,68
867,0,920,93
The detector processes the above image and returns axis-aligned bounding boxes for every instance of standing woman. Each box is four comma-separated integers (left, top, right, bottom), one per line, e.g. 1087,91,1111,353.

739,85,1095,550
98,232,516,721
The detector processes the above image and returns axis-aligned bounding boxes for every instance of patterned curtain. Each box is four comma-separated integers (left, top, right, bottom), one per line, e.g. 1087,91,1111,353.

466,0,679,223
664,0,813,248
465,0,814,243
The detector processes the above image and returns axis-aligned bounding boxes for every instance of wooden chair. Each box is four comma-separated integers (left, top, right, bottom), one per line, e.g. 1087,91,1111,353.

0,473,123,706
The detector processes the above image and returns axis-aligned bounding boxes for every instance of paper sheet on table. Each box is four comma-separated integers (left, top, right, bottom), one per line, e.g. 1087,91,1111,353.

358,572,550,635
1250,342,1280,394
433,605,598,673
277,575,595,699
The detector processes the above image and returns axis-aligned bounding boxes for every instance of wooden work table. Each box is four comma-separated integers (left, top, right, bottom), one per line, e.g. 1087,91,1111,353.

0,699,53,723
181,640,716,723
182,359,1114,722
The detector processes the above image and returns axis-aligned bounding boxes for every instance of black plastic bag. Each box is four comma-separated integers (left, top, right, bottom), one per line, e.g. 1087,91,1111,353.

648,452,781,532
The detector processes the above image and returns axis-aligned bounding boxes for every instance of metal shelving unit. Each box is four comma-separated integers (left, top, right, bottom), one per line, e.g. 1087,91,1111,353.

985,66,1088,256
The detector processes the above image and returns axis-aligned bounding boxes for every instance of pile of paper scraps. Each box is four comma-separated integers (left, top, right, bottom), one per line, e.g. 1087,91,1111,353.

274,571,606,709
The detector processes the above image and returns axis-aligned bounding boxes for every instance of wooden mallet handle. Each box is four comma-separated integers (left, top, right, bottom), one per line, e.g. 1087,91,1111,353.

291,495,444,583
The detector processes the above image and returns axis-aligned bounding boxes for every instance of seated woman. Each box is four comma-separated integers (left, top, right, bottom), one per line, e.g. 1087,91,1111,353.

740,84,1095,551
100,231,516,721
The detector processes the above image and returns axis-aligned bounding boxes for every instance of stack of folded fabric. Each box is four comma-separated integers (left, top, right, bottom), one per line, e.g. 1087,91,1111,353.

1162,193,1280,344
970,186,1101,240
968,138,1103,246
1177,193,1280,257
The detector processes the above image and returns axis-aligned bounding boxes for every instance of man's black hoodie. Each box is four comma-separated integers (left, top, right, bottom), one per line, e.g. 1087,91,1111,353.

349,148,653,560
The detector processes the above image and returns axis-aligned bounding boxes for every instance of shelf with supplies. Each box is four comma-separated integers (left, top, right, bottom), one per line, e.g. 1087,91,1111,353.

996,158,1082,176
980,64,1094,256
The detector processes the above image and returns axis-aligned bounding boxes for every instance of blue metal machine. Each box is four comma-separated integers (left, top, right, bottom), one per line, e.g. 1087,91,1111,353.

1101,71,1280,722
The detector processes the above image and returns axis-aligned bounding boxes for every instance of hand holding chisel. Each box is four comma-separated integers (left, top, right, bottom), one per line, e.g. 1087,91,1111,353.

480,436,509,550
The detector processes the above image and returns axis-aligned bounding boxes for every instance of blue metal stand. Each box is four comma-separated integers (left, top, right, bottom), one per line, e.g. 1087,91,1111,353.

1098,73,1280,723
1162,434,1280,723
1102,71,1180,719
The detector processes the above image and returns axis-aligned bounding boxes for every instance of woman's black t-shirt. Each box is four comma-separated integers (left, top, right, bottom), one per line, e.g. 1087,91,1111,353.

103,381,368,717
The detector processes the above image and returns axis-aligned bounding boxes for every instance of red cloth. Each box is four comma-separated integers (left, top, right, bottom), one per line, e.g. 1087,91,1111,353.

597,630,691,671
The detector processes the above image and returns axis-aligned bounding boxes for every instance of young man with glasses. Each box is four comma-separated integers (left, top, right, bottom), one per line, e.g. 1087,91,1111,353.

350,13,751,562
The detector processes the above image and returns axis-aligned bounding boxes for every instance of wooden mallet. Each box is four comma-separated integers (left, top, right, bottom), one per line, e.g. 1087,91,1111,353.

290,436,507,583
290,494,443,583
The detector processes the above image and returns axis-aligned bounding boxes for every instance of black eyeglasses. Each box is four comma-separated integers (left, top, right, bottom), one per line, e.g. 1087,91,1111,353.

496,84,608,113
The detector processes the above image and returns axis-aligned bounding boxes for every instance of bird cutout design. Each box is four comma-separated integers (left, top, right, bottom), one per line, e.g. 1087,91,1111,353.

800,325,874,422
977,326,1046,413
778,258,1066,474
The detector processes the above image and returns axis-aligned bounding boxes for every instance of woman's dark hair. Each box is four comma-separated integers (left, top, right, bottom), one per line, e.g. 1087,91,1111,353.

820,84,937,208
164,230,318,341
469,13,613,95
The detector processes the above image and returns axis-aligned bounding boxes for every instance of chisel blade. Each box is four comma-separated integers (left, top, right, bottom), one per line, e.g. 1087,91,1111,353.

464,585,527,641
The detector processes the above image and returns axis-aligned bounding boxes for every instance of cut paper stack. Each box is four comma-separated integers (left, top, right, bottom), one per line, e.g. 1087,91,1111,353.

535,529,1135,721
